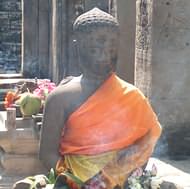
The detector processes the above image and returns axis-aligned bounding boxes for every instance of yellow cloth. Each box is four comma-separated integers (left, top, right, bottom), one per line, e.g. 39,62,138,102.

64,151,116,182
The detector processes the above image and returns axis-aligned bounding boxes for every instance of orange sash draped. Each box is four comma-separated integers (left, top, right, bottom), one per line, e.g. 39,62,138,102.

59,74,161,155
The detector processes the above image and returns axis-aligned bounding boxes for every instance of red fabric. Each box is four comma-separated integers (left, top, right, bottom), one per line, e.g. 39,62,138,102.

59,74,160,155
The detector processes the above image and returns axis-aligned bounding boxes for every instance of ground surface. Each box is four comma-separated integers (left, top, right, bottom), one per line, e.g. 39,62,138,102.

160,157,190,174
1,158,190,189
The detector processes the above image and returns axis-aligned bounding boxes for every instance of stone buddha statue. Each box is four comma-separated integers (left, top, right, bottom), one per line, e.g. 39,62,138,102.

39,7,161,189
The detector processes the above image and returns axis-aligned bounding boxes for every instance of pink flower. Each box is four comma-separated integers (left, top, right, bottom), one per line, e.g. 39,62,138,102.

131,167,143,177
151,163,157,176
33,80,56,103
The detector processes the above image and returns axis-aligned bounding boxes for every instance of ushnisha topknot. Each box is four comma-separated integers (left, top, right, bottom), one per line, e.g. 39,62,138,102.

73,7,119,32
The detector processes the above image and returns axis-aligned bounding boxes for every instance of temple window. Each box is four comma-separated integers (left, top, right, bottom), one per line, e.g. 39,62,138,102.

0,0,22,76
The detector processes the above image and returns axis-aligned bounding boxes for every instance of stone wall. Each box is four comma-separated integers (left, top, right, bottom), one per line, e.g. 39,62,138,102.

0,0,22,74
0,0,50,78
151,0,190,157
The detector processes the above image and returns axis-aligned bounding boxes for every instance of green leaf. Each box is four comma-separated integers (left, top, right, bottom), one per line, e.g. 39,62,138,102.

60,186,70,189
47,168,56,184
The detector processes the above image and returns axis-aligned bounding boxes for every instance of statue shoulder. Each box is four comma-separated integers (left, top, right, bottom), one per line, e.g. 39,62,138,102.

58,76,74,85
46,76,82,104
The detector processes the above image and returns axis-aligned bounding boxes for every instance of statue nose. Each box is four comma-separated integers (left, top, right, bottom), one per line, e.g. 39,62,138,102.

99,49,108,61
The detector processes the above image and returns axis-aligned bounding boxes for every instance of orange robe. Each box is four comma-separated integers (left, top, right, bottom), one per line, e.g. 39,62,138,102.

58,73,161,186
60,74,161,155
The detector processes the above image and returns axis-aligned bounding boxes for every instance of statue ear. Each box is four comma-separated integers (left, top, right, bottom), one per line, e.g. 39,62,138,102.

72,39,81,68
72,39,78,57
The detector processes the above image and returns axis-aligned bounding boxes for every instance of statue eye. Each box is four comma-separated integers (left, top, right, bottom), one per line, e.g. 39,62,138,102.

90,48,97,54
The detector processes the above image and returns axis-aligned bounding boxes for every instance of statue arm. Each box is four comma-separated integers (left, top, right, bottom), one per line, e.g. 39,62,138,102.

39,92,65,170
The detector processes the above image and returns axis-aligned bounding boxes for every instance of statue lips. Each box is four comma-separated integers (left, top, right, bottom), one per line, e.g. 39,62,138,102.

93,62,111,73
92,63,113,76
96,62,108,65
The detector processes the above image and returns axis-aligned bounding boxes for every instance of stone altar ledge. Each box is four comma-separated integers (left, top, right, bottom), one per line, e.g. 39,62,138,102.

148,158,190,189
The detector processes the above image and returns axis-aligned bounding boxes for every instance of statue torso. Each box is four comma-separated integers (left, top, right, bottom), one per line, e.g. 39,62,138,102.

53,75,103,121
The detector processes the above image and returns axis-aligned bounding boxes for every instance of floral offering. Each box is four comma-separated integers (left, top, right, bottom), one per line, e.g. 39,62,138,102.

4,79,56,117
33,79,56,105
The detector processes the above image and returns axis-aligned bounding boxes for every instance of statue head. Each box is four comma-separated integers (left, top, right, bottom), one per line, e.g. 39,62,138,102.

73,8,120,79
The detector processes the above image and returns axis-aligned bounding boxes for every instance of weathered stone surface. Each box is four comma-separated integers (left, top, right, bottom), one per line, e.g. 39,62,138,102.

0,128,39,154
0,115,37,139
2,154,46,176
22,0,50,78
0,0,22,74
135,0,153,98
49,0,67,82
150,0,190,157
0,113,46,176
134,0,190,157
116,0,136,83
0,1,21,11
148,158,190,189
152,180,183,189
165,124,190,158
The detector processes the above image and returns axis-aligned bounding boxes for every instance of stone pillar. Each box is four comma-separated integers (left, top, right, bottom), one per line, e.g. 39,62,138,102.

135,0,153,98
134,0,166,156
23,0,49,78
23,0,39,77
38,0,50,78
66,0,82,77
117,0,136,83
109,0,117,17
49,0,67,83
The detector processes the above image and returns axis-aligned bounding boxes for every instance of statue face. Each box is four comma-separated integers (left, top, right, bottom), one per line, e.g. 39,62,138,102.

77,28,119,78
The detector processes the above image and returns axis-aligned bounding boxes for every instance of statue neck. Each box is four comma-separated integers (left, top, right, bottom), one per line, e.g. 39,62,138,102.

81,72,113,87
